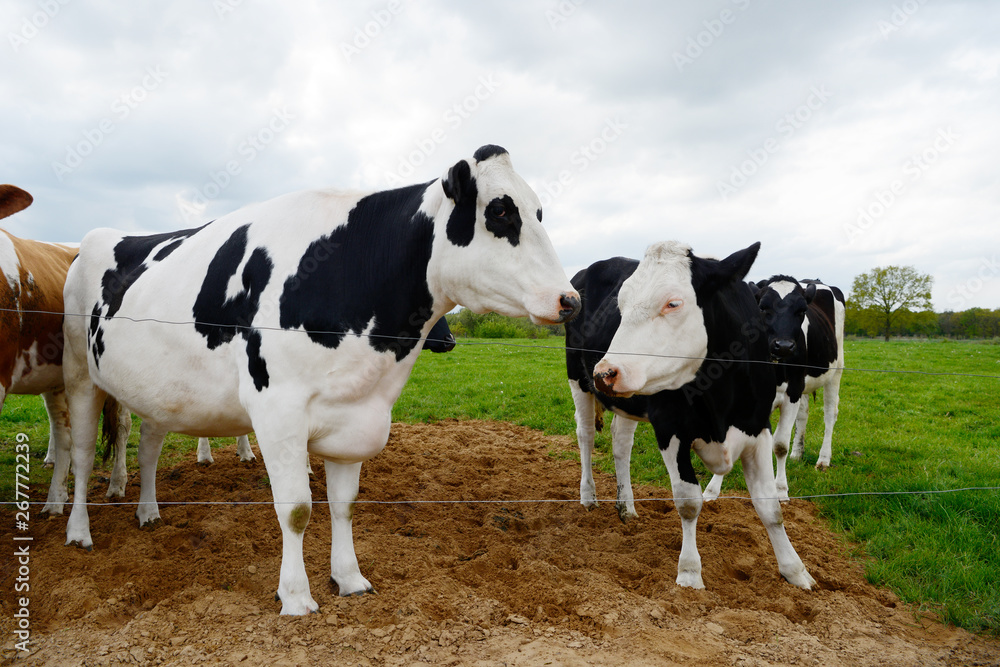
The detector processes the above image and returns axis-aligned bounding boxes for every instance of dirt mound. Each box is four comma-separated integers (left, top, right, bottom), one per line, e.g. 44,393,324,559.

3,420,998,666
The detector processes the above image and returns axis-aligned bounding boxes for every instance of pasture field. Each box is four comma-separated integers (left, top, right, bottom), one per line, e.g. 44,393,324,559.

2,338,998,635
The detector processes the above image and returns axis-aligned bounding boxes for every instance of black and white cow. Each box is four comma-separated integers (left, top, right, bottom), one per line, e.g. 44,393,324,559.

91,317,454,499
566,241,814,590
703,276,845,501
56,145,580,615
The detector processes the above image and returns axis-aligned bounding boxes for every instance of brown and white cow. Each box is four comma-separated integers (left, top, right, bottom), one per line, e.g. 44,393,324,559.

1,184,77,464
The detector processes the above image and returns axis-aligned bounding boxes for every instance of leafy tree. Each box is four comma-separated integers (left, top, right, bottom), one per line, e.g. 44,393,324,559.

850,266,933,341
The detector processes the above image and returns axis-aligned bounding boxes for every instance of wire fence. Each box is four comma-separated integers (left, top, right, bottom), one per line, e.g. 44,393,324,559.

7,485,1000,509
3,306,998,510
4,306,1000,380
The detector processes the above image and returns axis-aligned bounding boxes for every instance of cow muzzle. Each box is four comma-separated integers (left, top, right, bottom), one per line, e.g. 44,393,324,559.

557,292,581,323
769,338,796,361
592,360,637,398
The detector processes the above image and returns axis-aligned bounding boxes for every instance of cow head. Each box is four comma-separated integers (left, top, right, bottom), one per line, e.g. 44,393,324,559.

430,145,580,325
0,185,33,221
753,276,814,362
593,241,760,397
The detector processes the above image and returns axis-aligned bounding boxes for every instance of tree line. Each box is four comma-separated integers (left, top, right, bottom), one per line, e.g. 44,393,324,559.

444,265,998,341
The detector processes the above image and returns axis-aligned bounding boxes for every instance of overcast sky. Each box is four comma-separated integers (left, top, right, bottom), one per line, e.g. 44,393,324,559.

2,0,998,310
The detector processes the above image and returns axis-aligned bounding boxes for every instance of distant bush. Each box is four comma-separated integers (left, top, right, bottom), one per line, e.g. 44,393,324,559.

445,310,556,339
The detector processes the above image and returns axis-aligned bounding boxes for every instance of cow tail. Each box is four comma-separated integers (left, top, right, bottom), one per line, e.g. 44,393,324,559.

100,397,121,463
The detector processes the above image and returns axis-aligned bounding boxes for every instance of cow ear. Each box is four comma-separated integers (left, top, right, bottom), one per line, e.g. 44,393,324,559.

803,282,817,304
692,242,761,295
748,280,762,301
719,242,760,283
443,159,474,203
0,184,33,221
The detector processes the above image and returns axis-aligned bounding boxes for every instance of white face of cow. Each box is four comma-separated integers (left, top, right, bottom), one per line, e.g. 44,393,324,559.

430,146,580,325
592,241,762,397
593,241,708,396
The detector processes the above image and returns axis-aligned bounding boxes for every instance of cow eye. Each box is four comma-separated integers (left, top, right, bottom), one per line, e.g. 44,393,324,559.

488,203,506,219
661,299,683,314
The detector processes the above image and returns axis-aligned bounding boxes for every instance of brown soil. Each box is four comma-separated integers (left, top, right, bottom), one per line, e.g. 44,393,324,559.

2,420,998,666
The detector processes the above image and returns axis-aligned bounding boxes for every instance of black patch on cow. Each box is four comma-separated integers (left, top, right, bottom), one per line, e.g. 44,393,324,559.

278,182,436,362
485,195,521,247
101,225,207,319
565,246,774,487
473,144,508,162
536,208,542,223
89,224,207,366
192,225,274,391
444,161,477,247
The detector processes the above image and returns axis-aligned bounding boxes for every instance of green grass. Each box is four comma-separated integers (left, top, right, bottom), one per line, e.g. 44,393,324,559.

2,338,998,633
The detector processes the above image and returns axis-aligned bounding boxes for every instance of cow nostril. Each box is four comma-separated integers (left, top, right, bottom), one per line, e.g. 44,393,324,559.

558,293,581,322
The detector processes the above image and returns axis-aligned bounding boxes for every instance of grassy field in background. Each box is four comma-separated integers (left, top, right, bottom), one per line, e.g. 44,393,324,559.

2,338,998,633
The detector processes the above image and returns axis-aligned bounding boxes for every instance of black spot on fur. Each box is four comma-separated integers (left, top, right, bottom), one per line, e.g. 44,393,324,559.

485,195,521,247
278,182,437,362
90,225,207,366
192,225,274,390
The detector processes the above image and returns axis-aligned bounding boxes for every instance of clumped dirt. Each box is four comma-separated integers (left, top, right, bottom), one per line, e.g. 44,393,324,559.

2,420,998,666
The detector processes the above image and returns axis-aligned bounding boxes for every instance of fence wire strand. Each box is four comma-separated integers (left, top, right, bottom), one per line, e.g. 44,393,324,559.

7,486,1000,509
4,307,999,380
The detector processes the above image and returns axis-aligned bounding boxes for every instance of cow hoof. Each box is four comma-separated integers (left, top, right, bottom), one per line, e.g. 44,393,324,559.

67,540,93,552
580,500,598,510
275,593,320,615
138,517,162,530
196,460,213,466
675,571,705,590
702,489,720,502
815,461,830,471
330,577,376,597
616,505,638,524
782,568,817,590
41,502,64,515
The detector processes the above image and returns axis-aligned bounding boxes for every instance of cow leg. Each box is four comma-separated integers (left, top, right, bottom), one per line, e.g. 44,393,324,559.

39,390,72,513
702,474,724,501
815,378,841,470
772,394,797,502
659,435,705,589
740,428,815,590
790,395,809,460
64,385,107,550
569,380,599,509
611,415,639,523
252,428,317,615
135,422,167,526
41,389,70,468
41,391,73,513
196,437,214,464
326,460,374,597
236,435,256,462
106,401,132,499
